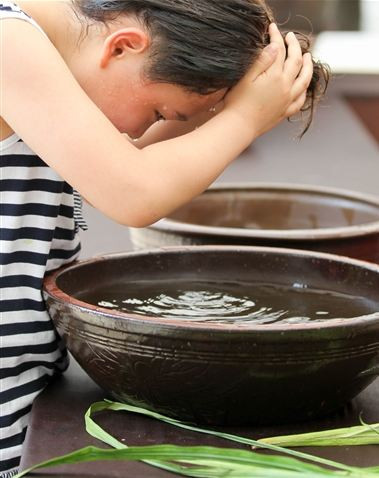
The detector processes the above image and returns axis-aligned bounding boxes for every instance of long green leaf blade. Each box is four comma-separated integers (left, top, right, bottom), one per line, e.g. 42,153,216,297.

14,444,379,478
258,423,379,447
84,402,338,476
86,400,357,473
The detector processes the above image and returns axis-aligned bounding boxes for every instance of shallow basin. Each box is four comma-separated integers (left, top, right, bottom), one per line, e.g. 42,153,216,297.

130,183,379,264
44,246,379,425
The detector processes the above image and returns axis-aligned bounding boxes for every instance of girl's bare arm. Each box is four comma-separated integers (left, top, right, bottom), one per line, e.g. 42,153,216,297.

1,22,311,227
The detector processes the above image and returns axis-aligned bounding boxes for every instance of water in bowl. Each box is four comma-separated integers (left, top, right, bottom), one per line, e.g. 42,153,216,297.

79,280,377,325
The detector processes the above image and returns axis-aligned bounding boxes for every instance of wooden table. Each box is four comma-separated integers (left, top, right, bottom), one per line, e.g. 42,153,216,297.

21,359,378,477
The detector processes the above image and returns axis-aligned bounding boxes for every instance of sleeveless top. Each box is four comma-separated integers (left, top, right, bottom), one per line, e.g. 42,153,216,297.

0,2,87,475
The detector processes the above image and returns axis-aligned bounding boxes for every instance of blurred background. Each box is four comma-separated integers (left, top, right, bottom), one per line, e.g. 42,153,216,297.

80,0,379,259
267,0,377,32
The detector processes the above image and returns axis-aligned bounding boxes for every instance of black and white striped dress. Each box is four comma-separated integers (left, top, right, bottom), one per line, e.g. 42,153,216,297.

1,3,87,476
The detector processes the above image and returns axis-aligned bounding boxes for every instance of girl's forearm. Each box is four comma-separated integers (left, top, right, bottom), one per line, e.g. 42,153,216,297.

119,109,255,227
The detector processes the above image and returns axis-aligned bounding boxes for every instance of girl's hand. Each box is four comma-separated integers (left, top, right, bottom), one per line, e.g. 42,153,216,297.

224,23,314,139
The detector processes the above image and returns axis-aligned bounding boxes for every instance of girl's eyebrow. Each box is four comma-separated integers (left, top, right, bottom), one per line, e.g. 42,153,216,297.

175,111,189,121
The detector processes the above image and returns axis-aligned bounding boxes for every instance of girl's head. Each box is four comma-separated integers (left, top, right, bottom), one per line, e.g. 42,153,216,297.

72,0,329,136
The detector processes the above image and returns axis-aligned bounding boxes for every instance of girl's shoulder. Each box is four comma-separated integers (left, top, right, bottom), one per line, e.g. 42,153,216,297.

0,2,44,147
1,1,31,19
0,1,45,34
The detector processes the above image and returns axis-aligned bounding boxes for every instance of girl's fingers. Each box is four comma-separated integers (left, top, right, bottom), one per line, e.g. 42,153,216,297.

286,91,307,117
290,53,313,99
283,31,303,80
285,53,313,116
247,42,279,82
268,23,286,72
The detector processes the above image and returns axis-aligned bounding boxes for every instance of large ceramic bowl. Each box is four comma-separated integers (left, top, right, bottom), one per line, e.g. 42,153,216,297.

130,183,379,264
43,246,379,425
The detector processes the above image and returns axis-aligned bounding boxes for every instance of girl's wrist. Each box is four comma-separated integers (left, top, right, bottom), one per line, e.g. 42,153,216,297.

216,108,259,149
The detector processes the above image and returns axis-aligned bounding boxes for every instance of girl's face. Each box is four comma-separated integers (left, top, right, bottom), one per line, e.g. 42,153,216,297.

91,76,225,139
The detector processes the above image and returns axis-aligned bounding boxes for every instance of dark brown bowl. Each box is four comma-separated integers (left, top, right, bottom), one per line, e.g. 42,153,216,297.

130,183,379,264
43,246,379,425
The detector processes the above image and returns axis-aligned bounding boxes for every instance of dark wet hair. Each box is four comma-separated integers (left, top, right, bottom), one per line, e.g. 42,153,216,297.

73,0,329,135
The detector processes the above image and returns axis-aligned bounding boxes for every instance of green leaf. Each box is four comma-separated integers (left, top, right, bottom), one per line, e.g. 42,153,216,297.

258,423,379,447
85,400,358,473
13,444,378,478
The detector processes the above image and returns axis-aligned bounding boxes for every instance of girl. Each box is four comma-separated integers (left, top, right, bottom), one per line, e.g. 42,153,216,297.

0,0,327,475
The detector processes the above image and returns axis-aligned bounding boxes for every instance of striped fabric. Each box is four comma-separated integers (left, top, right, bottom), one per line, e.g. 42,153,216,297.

1,4,87,475
73,190,88,232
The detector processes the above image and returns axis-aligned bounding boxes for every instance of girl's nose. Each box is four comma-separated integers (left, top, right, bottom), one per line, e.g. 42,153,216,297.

129,121,154,140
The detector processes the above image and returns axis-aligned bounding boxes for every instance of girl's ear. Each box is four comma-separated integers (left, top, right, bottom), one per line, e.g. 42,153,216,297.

100,28,150,68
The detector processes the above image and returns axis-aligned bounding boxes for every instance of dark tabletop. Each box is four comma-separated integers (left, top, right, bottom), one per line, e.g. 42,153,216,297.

20,78,379,476
21,359,378,477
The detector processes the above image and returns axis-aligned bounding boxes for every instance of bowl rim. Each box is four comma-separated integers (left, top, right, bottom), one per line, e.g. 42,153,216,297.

43,245,379,332
143,182,379,241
